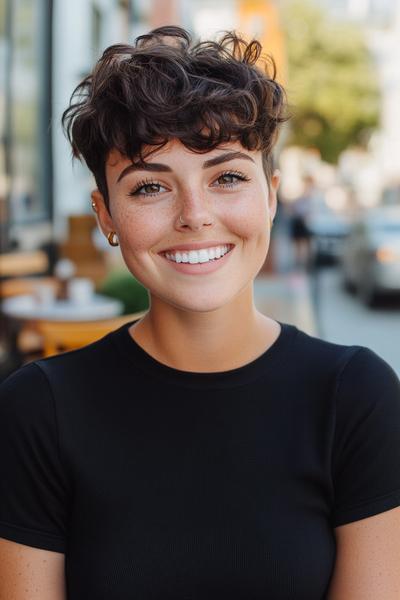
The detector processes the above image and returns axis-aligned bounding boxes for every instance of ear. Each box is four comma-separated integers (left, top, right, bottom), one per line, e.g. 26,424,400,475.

91,189,115,238
269,169,281,222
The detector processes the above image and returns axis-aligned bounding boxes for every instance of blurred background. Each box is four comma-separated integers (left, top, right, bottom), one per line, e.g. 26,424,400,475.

1,0,399,380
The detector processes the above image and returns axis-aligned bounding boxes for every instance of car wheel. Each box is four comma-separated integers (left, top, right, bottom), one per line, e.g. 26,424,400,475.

357,278,378,307
342,275,356,294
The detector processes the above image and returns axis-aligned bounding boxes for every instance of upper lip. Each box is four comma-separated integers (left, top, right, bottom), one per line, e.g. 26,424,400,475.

159,241,235,254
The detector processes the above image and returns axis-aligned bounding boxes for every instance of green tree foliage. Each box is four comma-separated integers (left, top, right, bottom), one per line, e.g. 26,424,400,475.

281,0,380,163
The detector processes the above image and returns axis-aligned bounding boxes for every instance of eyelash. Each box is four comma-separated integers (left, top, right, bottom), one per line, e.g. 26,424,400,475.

127,170,251,198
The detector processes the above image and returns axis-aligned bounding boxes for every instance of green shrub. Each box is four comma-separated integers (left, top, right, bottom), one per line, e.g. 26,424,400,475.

98,269,149,315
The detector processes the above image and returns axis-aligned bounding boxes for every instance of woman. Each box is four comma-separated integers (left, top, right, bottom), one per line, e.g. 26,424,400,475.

1,26,400,600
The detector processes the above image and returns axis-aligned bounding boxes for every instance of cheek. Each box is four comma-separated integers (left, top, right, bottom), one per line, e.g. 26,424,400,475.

114,206,166,253
226,190,269,239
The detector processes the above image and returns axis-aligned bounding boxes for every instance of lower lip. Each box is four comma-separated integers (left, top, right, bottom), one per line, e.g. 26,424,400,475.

159,247,235,275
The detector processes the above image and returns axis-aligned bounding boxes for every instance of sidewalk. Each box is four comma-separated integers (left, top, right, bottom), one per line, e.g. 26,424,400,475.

254,270,317,336
252,213,318,336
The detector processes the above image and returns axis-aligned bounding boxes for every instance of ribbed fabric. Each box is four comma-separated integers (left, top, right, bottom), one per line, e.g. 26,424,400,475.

0,319,400,599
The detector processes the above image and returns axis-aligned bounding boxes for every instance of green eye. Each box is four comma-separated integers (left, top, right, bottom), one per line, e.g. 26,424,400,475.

219,174,238,184
215,171,250,187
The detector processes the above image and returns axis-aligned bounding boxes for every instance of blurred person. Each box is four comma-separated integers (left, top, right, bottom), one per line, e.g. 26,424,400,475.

0,26,400,600
288,174,314,270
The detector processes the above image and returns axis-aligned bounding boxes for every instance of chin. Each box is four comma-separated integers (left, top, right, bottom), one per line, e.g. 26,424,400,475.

157,283,247,314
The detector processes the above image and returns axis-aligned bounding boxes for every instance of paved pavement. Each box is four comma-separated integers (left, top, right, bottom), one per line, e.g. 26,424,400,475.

254,270,317,336
254,216,318,336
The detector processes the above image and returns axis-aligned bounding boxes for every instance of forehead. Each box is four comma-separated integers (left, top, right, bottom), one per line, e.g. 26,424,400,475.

106,139,260,172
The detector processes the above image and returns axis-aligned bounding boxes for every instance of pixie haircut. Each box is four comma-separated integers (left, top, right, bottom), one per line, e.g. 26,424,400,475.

62,25,288,212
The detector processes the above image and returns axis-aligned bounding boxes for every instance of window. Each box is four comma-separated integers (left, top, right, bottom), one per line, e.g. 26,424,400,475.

4,0,52,230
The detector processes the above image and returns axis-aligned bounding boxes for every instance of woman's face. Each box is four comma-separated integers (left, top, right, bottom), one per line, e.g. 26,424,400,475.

93,139,280,313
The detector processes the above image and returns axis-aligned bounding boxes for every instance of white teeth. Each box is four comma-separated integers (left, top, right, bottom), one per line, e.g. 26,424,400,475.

165,244,232,264
198,249,210,263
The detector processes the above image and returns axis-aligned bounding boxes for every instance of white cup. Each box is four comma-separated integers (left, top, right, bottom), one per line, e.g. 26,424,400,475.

34,283,56,305
67,278,94,305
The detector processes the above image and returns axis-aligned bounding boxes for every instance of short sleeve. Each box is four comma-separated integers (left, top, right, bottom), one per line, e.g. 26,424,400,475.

331,347,400,527
0,362,70,552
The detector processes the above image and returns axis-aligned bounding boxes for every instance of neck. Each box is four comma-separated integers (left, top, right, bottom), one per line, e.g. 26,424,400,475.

129,286,280,372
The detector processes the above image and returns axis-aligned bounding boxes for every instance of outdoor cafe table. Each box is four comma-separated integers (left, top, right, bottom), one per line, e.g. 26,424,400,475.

2,293,123,321
1,294,124,364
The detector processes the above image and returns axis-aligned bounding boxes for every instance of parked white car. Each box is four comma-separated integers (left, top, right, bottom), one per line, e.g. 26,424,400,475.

340,206,400,306
308,208,351,265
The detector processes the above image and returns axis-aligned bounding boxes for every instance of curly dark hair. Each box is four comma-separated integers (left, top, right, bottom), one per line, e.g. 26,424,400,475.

62,25,288,212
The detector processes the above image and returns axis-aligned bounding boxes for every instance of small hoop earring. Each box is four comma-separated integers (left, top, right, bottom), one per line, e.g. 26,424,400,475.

107,231,119,247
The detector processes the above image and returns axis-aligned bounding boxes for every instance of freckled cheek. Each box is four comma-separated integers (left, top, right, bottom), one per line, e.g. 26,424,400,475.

226,194,268,241
114,208,166,255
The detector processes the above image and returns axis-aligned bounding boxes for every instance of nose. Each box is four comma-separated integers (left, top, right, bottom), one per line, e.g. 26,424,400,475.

176,188,214,231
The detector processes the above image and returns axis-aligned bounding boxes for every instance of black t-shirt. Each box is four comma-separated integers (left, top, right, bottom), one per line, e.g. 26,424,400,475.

1,320,400,600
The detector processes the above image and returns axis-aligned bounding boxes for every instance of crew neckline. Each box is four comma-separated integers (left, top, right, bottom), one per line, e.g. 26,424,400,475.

111,319,298,389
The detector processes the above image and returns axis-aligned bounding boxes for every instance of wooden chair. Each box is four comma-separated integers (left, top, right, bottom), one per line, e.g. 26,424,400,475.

36,311,148,358
0,277,61,358
59,214,107,285
0,250,49,278
0,276,59,299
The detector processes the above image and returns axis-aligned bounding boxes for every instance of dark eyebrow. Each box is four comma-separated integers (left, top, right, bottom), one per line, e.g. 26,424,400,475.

116,150,254,183
202,151,254,169
116,162,172,183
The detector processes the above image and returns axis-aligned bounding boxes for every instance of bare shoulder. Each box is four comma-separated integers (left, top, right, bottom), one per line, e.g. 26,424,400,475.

327,506,400,599
0,538,66,600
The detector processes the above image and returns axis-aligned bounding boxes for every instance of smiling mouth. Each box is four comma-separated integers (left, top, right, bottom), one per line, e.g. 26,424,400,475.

161,244,234,264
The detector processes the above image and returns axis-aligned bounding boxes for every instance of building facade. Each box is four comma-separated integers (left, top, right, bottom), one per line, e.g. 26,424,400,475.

1,0,137,250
